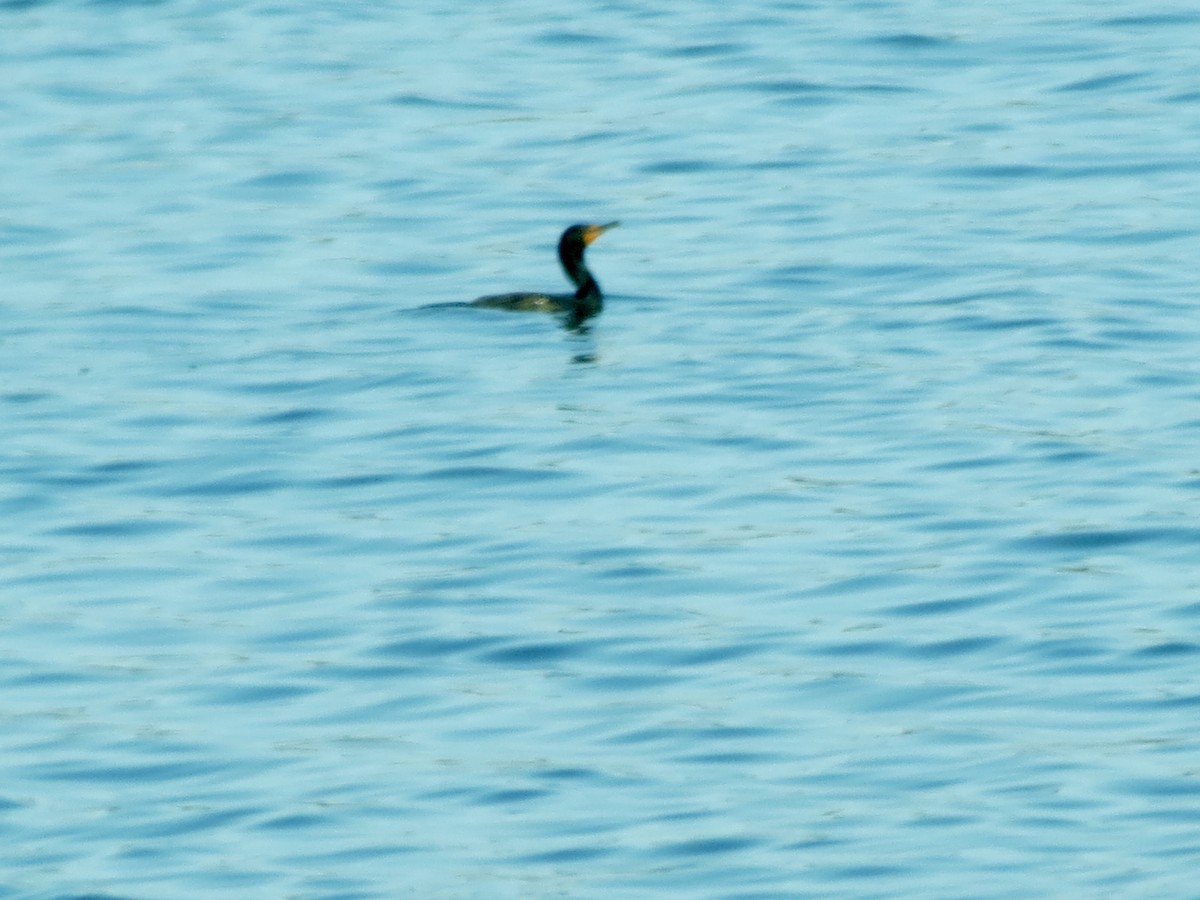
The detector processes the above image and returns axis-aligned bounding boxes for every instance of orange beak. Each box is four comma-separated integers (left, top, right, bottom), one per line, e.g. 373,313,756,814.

582,221,620,245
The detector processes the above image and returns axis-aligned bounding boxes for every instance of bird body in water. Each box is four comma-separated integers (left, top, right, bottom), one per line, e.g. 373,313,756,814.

470,222,619,327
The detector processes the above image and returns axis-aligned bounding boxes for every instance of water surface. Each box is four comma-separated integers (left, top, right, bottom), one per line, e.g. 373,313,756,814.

3,2,1200,897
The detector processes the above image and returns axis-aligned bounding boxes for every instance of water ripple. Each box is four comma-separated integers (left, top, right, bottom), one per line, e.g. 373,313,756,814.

6,2,1199,897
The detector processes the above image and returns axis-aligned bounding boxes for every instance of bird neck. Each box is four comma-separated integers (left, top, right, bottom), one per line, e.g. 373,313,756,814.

573,276,602,309
560,238,602,322
560,242,591,289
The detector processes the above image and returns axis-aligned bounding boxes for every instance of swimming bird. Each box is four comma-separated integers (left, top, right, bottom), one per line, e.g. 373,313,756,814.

470,222,619,328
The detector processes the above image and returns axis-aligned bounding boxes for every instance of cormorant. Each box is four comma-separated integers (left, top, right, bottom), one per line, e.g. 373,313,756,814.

470,222,619,328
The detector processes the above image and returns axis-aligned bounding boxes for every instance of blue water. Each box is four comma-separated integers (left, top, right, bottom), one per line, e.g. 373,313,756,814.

4,2,1200,897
